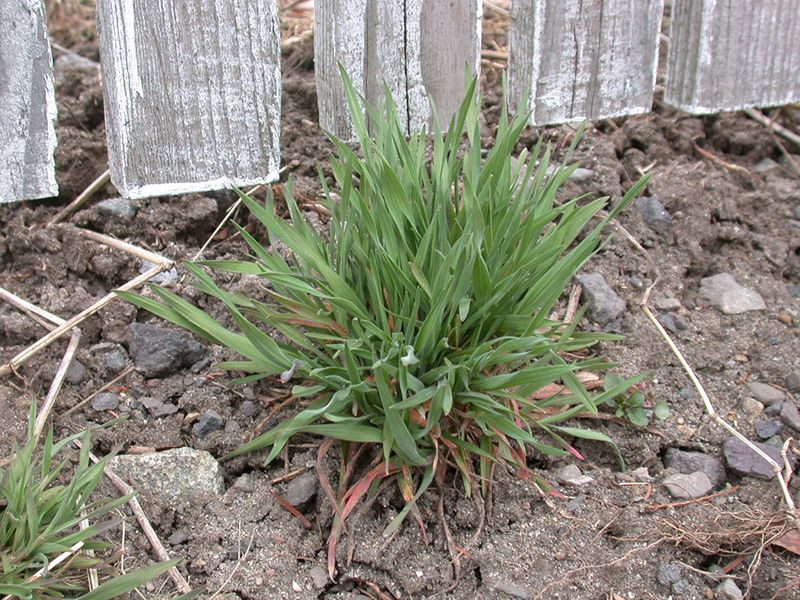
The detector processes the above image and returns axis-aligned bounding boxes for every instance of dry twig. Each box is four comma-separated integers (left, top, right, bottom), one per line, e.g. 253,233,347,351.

48,170,111,226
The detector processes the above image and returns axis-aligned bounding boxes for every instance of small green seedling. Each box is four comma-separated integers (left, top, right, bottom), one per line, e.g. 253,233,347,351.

603,374,669,426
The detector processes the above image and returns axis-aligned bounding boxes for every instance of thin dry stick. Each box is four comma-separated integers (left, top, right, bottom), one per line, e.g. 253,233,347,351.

0,286,81,443
609,218,798,520
48,170,111,226
190,183,262,263
744,108,800,147
73,440,192,595
79,513,100,591
207,526,255,600
0,264,170,378
34,331,81,441
72,227,173,266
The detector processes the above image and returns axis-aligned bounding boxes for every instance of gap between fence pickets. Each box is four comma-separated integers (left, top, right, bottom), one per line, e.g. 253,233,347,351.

609,216,798,523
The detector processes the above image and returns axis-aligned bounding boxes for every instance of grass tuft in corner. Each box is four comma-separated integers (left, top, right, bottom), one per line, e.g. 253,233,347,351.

121,69,646,577
0,404,181,599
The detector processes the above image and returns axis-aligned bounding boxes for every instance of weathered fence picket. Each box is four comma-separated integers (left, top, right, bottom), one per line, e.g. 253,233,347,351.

315,0,482,140
96,0,282,199
508,0,664,126
665,0,800,114
0,0,58,204
4,1,800,205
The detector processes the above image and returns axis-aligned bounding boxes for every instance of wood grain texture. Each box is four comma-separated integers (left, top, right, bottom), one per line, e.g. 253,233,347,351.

509,0,663,126
666,0,800,113
96,0,281,199
315,0,481,140
0,0,58,203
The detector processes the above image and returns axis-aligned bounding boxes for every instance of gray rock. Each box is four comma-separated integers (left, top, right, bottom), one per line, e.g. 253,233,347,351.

780,400,800,431
192,409,224,438
92,392,120,411
153,403,180,417
738,397,764,418
126,322,206,378
108,448,224,503
232,474,255,493
167,530,189,545
569,167,595,183
673,314,689,330
309,566,329,590
716,578,743,600
657,313,678,333
104,349,127,373
555,464,594,487
747,382,785,406
285,471,318,506
787,283,800,299
723,438,790,480
54,53,99,87
239,400,259,417
754,158,780,174
656,563,682,586
787,371,800,392
663,471,713,499
576,272,626,325
140,259,179,285
96,197,137,220
65,359,87,385
636,196,672,233
699,273,766,314
663,448,726,488
654,296,682,311
754,419,782,440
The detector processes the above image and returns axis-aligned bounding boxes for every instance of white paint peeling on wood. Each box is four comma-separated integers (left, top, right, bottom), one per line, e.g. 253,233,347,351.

509,0,664,126
0,0,58,203
97,0,281,199
666,0,800,113
315,0,481,140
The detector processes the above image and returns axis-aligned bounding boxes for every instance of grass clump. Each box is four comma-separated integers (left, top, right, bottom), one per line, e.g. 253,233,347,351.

0,406,179,599
122,71,645,575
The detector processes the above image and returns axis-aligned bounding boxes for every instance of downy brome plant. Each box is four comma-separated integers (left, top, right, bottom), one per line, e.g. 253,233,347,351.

121,69,646,577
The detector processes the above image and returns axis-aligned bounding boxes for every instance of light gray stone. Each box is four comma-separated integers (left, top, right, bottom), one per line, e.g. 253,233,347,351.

746,382,785,406
716,578,743,600
787,370,800,391
738,397,764,418
754,419,782,440
636,196,672,233
663,471,713,499
699,273,765,314
108,448,224,503
555,464,594,487
663,448,726,488
285,471,319,506
104,349,127,373
576,272,626,325
140,259,179,285
657,563,682,586
96,197,137,220
309,566,328,590
569,167,595,183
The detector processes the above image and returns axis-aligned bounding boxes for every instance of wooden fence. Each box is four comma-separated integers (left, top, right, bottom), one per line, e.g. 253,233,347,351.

1,0,798,204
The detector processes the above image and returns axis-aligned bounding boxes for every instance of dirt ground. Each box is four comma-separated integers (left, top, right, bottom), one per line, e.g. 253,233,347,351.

1,2,799,599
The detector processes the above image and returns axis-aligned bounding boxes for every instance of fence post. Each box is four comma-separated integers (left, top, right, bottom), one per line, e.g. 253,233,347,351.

96,0,281,199
665,0,800,113
0,0,58,203
315,0,482,140
509,0,664,126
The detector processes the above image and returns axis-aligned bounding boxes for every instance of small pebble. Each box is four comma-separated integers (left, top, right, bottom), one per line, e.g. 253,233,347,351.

192,409,224,438
239,400,259,417
232,474,255,493
555,464,594,487
656,564,682,586
787,370,800,391
309,566,328,590
780,400,800,431
167,530,189,546
754,418,782,440
285,471,319,506
663,471,713,499
104,350,127,373
777,312,793,325
92,392,119,411
746,382,785,405
65,360,87,385
738,397,764,418
716,578,743,600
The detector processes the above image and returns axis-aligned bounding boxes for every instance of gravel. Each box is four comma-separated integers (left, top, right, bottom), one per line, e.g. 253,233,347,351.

699,273,766,314
746,382,785,406
576,272,626,325
662,471,713,499
636,196,672,233
285,471,319,506
662,448,726,488
126,322,206,378
91,392,120,411
192,409,224,438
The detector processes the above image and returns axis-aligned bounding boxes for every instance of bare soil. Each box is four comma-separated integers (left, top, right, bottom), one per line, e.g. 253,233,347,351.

1,3,799,599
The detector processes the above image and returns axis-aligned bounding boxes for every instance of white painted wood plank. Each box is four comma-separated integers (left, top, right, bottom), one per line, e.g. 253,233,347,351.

509,0,664,126
0,0,58,203
665,0,800,113
315,0,481,140
96,0,281,200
